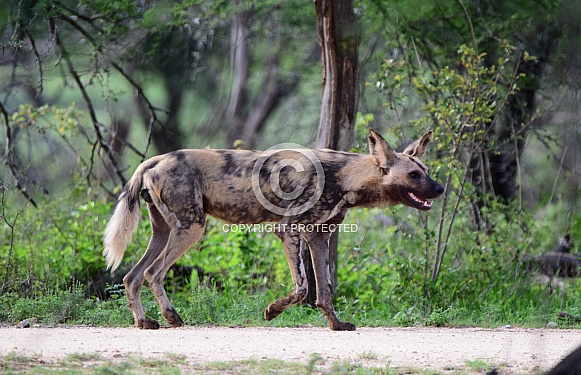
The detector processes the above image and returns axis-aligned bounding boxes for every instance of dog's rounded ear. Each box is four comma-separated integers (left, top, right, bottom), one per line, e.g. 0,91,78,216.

368,129,396,168
403,131,432,159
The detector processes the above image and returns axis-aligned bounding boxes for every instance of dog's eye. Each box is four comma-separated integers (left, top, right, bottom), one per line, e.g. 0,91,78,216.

409,171,420,179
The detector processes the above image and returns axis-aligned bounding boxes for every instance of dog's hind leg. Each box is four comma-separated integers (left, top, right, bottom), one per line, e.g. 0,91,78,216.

123,203,169,329
264,231,309,321
144,222,205,327
303,231,356,331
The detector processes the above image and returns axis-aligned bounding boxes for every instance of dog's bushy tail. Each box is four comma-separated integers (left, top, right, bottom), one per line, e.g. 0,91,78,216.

103,165,145,271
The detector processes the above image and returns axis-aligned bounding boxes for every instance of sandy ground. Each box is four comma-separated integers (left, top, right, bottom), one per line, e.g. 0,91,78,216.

1,326,580,373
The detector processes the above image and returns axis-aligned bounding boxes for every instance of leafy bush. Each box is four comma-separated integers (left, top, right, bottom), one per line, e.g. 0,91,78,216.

0,189,144,296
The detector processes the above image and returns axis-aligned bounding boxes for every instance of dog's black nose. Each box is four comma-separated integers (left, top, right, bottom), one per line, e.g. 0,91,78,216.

435,184,444,195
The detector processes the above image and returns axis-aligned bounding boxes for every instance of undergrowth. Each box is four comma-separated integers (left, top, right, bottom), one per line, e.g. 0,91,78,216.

0,193,580,329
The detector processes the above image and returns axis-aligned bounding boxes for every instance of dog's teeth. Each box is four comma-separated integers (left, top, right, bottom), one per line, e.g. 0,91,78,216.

409,192,422,203
409,192,432,208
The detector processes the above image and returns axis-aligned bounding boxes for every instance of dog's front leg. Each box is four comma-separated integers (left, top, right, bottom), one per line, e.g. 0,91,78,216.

303,231,356,331
265,231,308,320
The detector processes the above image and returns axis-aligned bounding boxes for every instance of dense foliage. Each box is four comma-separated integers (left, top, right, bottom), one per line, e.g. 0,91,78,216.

1,0,580,328
1,185,580,328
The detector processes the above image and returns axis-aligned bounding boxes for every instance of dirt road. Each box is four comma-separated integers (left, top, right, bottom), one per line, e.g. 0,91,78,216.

1,326,580,373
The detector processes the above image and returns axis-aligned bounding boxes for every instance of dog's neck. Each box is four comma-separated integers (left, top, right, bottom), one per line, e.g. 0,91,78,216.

348,178,400,208
323,175,399,223
336,155,384,191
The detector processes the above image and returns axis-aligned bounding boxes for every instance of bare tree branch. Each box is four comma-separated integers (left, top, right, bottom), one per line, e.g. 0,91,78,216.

52,15,128,186
56,10,169,161
0,98,38,207
22,26,44,98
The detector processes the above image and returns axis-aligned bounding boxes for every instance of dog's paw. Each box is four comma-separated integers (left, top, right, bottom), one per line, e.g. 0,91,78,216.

330,321,356,331
264,305,283,321
138,318,160,330
164,307,184,327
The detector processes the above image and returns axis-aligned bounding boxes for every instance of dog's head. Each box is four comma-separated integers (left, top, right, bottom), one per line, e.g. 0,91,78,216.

368,129,444,211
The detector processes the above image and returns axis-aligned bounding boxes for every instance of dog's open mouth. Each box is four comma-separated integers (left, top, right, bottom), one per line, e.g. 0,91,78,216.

406,191,433,210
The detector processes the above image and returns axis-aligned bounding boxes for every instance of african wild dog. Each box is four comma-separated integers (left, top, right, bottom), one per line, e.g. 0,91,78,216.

523,234,579,285
103,129,444,331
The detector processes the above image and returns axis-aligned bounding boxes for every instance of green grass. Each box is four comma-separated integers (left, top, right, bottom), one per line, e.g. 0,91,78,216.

0,353,385,375
0,353,519,375
3,281,581,330
464,359,497,373
2,188,581,331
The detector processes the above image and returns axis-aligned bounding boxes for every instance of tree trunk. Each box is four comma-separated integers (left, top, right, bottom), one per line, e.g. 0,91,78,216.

303,0,359,306
224,3,300,149
225,1,250,147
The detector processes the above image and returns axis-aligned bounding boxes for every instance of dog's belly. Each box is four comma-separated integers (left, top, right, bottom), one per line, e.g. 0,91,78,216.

203,198,283,224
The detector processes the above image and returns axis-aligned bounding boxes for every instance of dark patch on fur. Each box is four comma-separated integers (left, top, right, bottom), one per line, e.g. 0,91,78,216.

162,171,206,228
217,150,256,178
145,159,160,170
124,187,137,212
168,164,182,176
322,161,343,192
408,156,427,174
141,189,153,203
203,197,279,224
168,150,186,161
149,171,159,184
220,152,240,176
258,161,273,184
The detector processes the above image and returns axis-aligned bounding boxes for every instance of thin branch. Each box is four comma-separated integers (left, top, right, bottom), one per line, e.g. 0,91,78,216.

87,138,99,186
433,161,471,281
58,13,99,47
531,127,563,166
457,0,478,54
108,60,168,159
23,25,44,97
53,17,128,186
102,126,145,158
0,99,10,157
545,145,568,210
50,120,117,197
0,186,21,294
512,122,523,218
57,11,168,161
0,99,38,207
55,1,105,24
